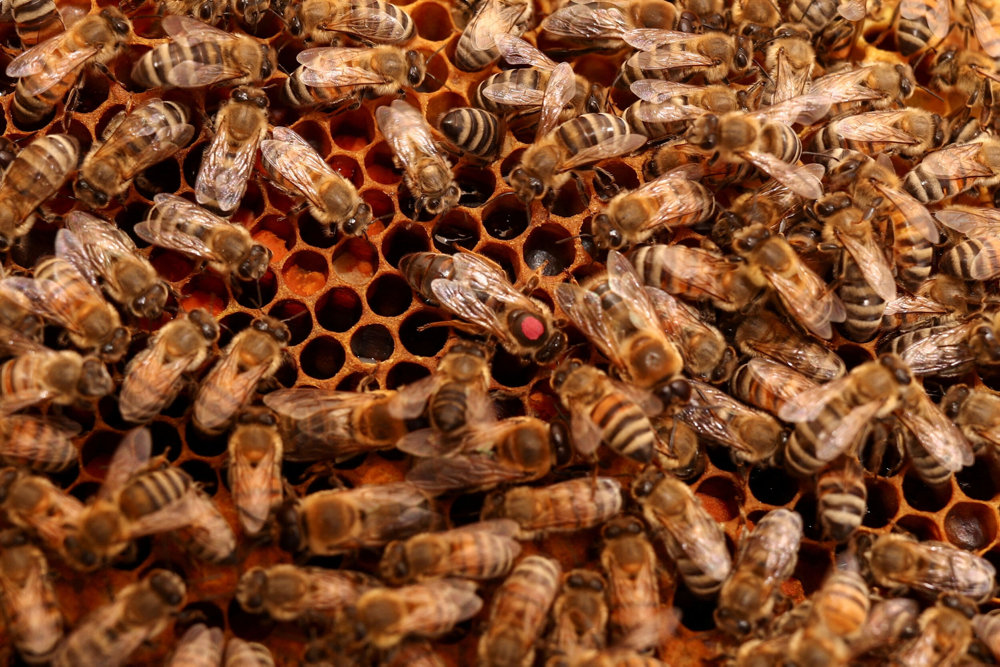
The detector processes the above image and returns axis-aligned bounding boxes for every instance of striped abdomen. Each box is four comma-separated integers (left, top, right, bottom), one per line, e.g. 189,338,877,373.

591,392,656,463
556,113,631,157
399,252,454,302
891,209,935,289
475,68,547,113
904,429,952,486
11,0,63,46
0,134,78,242
283,65,353,108
941,239,1000,280
350,1,415,43
786,0,838,32
816,456,866,542
439,108,501,159
0,414,77,473
602,534,660,647
837,253,885,342
784,397,859,477
894,10,934,56
760,121,802,163
117,468,192,521
12,49,86,124
429,381,472,437
132,41,227,88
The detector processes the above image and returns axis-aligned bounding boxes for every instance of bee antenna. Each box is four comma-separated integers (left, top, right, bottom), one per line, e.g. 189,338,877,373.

425,42,448,69
916,82,945,103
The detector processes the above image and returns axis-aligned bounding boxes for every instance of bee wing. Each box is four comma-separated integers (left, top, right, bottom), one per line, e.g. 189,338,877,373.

778,373,859,421
431,279,510,344
935,207,1000,234
808,66,883,104
537,62,575,139
449,252,531,306
542,2,630,40
101,427,153,499
104,105,194,172
920,143,995,180
899,0,951,40
31,261,111,335
5,35,95,94
766,261,845,339
633,245,737,303
873,182,939,243
559,133,646,171
555,282,625,370
896,390,974,470
742,150,824,201
769,49,811,105
493,34,557,70
674,508,731,582
63,211,140,284
633,102,704,123
681,382,762,459
892,322,974,377
0,387,56,414
196,109,265,213
814,400,884,461
837,0,867,20
0,321,47,357
629,79,702,103
260,128,335,212
481,82,545,107
407,453,534,494
296,47,389,86
161,14,236,42
636,169,714,228
375,100,440,180
970,243,1000,280
230,430,281,532
201,345,272,408
836,228,897,301
120,348,194,417
386,374,438,420
758,94,832,126
54,229,100,290
135,195,223,261
628,49,718,72
883,294,948,317
396,428,449,457
263,387,354,420
466,0,532,51
452,518,520,538
745,358,821,404
569,408,604,456
319,6,409,41
622,29,699,51
646,285,721,362
831,111,921,144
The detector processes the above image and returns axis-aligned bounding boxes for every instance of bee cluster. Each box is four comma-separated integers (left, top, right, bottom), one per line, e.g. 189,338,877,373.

4,0,1000,663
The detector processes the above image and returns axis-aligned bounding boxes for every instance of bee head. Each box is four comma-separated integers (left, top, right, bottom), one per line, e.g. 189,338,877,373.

275,501,303,552
187,308,220,341
235,568,269,612
592,213,624,249
877,354,912,385
252,316,290,344
78,357,114,397
100,327,131,362
941,385,971,419
74,180,110,208
343,202,372,236
134,283,169,320
508,167,544,204
405,50,425,87
238,244,272,282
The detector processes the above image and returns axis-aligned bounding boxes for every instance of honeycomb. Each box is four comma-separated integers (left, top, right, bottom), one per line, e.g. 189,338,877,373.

1,0,1000,664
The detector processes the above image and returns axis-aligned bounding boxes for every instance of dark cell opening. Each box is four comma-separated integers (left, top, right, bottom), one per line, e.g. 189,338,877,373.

233,269,278,310
330,108,376,151
386,362,431,389
367,273,413,316
863,478,899,529
268,299,313,346
350,324,394,363
301,336,346,380
383,223,430,268
748,466,799,506
483,194,530,240
432,210,480,252
490,347,537,388
902,470,951,512
316,287,363,332
524,224,574,276
400,310,450,357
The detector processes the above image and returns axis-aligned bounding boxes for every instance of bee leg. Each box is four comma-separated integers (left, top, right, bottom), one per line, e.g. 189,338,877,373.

592,166,620,201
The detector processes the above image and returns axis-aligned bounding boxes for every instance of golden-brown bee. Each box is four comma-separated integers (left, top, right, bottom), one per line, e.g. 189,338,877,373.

734,311,846,381
0,346,113,413
0,273,43,343
479,555,561,667
284,0,416,44
649,287,734,383
806,568,871,641
631,468,731,597
0,133,77,251
903,136,1000,203
732,0,782,36
859,533,996,601
379,519,522,584
813,109,946,159
56,211,169,320
942,384,1000,454
937,204,1000,281
731,358,820,424
716,509,803,637
591,166,715,250
6,8,131,125
0,530,63,664
285,46,425,109
623,80,740,142
816,456,867,543
7,0,65,47
619,31,751,85
224,640,275,667
119,308,219,424
810,61,917,112
642,139,752,190
276,481,441,556
439,107,505,161
550,359,663,464
52,570,185,667
131,16,274,89
172,486,236,563
357,578,483,649
74,99,194,208
893,0,951,55
848,597,920,659
508,113,646,204
261,126,371,236
0,413,78,473
158,0,225,24
600,517,661,651
0,468,85,560
236,563,379,621
195,86,268,215
556,251,683,396
193,316,289,434
973,610,1000,661
541,0,677,51
455,0,533,71
137,194,272,282
376,100,460,217
482,477,623,539
759,23,817,105
881,312,1000,379
228,408,283,536
786,0,867,39
167,624,224,667
427,251,566,364
549,569,609,657
893,604,973,665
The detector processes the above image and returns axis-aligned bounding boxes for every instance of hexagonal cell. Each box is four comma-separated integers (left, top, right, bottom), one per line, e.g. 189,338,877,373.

150,247,195,283
792,543,833,596
412,1,453,40
180,459,218,495
956,455,1000,501
400,310,449,357
863,477,900,529
902,470,952,512
233,268,278,309
363,189,395,230
351,324,395,363
147,420,184,461
332,237,379,285
944,502,998,551
135,159,183,200
316,287,363,332
386,361,431,389
415,45,451,94
595,159,641,195
298,211,339,249
793,494,822,541
227,598,276,641
491,348,537,388
300,336,347,380
290,119,332,157
269,299,313,346
182,141,206,190
185,419,229,457
180,273,229,316
364,141,402,185
748,466,799,507
897,513,942,541
483,193,530,240
672,583,717,631
479,243,519,283
455,165,497,209
282,250,329,297
367,273,413,317
501,148,528,178
81,430,122,478
330,108,376,151
696,476,742,522
524,223,575,276
382,222,430,268
432,209,480,252
329,154,365,189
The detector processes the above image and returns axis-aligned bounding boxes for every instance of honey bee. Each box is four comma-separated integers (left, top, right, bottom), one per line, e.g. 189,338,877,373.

624,80,740,141
893,604,973,665
815,455,867,543
681,378,785,466
137,194,272,282
813,109,946,159
600,517,661,651
455,0,533,71
0,413,78,473
732,0,782,36
171,486,237,563
0,133,78,251
903,136,1000,203
285,46,425,109
375,100,460,217
973,610,1000,661
479,555,561,667
734,311,846,381
228,408,282,536
276,482,441,555
631,468,731,597
731,357,820,418
481,477,623,539
893,0,951,55
131,16,274,88
731,224,846,339
549,570,609,656
848,597,920,659
439,108,504,161
0,531,63,664
406,416,567,495
937,205,1000,281
357,578,483,649
74,99,195,208
0,468,85,560
786,0,867,39
555,251,683,396
8,0,65,46
591,166,716,250
158,0,225,24
119,308,219,424
195,86,268,215
881,312,1000,379
284,0,416,44
229,0,271,27
550,359,663,464
261,126,371,236
716,509,803,637
380,519,522,584
760,23,817,105
225,640,275,666
648,287,735,383
168,624,224,667
237,563,378,621
806,568,871,641
508,112,646,204
642,139,751,189
0,346,113,413
618,31,751,85
193,316,289,434
6,8,131,125
541,0,677,51
428,251,566,364
942,384,1000,454
56,211,169,320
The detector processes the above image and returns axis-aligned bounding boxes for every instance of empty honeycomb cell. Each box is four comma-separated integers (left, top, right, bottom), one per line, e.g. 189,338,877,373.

492,391,527,419
386,361,431,389
432,209,480,251
269,299,313,345
235,269,278,309
416,47,451,94
838,344,875,370
69,481,101,503
290,119,332,157
219,312,254,349
329,154,365,189
178,601,226,634
706,444,740,473
362,189,395,228
81,430,123,478
281,250,329,297
382,222,430,268
902,470,952,512
185,420,230,458
332,237,379,284
455,165,497,209
297,212,339,249
181,459,219,495
227,598,276,641
367,273,413,316
63,117,94,154
330,109,376,152
364,141,402,185
148,420,184,461
482,193,529,240
596,159,641,195
479,242,519,283
351,324,395,363
793,494,822,541
300,336,346,380
236,181,268,221
135,159,184,200
864,478,900,529
548,181,589,218
113,537,153,571
524,223,575,276
426,91,468,127
957,456,1000,501
316,287,363,332
399,310,449,356
897,514,942,542
672,584,717,632
412,2,453,41
945,502,998,551
274,360,299,388
696,477,742,522
573,54,622,88
490,348,537,388
793,544,834,596
748,466,799,507
181,273,229,315
98,395,132,431
500,148,527,178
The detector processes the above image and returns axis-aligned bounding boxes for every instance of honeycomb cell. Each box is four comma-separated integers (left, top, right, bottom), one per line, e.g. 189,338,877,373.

793,494,822,541
748,466,799,507
364,141,402,185
838,344,875,370
351,324,395,363
945,502,998,551
382,222,430,268
363,189,395,230
274,361,299,389
98,395,131,431
400,310,449,357
81,430,122,478
282,250,329,297
454,166,496,210
337,372,374,391
183,141,207,189
426,91,468,128
575,54,623,87
793,544,833,596
227,598,276,641
181,459,219,496
290,119,332,157
329,154,365,189
386,361,431,389
330,108,376,151
332,237,379,284
902,470,952,512
113,537,153,571
237,181,268,221
956,456,1000,501
148,420,184,461
492,392,526,419
269,299,313,345
672,584,716,631
863,478,900,529
298,212,338,249
234,268,278,309
500,148,527,178
897,514,942,541
181,274,229,316
415,46,451,94
135,159,183,200
300,336,346,380
479,243,519,283
412,2,453,41
186,419,229,458
706,443,740,473
596,159,641,195
490,348,537,388
177,601,225,634
483,193,530,240
367,273,413,316
316,287,363,332
524,223,575,276
432,209,480,251
70,481,101,503
696,476,741,522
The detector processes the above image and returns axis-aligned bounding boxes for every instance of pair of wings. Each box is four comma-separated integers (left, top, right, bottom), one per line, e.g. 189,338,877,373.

631,244,749,310
887,318,983,377
462,0,533,51
195,98,267,213
295,46,400,88
317,3,413,43
542,0,635,41
679,379,780,463
56,211,154,297
149,16,261,87
136,193,242,265
6,23,102,95
911,141,997,186
827,208,897,302
935,205,1000,280
229,426,281,533
374,100,452,184
735,510,803,587
828,110,930,151
91,100,195,180
260,126,348,214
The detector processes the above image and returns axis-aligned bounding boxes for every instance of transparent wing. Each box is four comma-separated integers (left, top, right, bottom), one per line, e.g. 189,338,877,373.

896,390,974,470
769,49,811,105
161,14,236,42
892,322,974,376
838,0,867,20
836,229,897,301
767,263,845,339
98,104,194,175
466,0,531,51
449,252,535,307
969,3,1000,58
622,29,699,51
63,211,140,288
831,111,921,144
629,79,703,103
970,243,1000,280
874,182,939,243
430,279,510,343
537,62,575,139
935,206,1000,235
559,133,646,171
297,47,389,87
320,5,411,41
406,453,534,494
743,358,821,407
385,374,438,420
135,195,223,260
634,169,714,230
494,33,557,69
6,35,94,94
196,107,265,212
101,427,153,499
554,282,625,370
633,102,704,123
542,2,630,40
920,143,994,180
741,150,824,200
54,229,100,290
628,49,717,71
569,409,604,456
482,82,545,107
375,100,440,184
261,127,337,210
809,66,884,105
778,373,858,422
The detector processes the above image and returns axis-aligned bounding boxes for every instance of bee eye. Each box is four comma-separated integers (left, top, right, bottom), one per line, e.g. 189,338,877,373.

290,17,302,34
606,228,623,248
113,19,129,33
735,50,748,69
